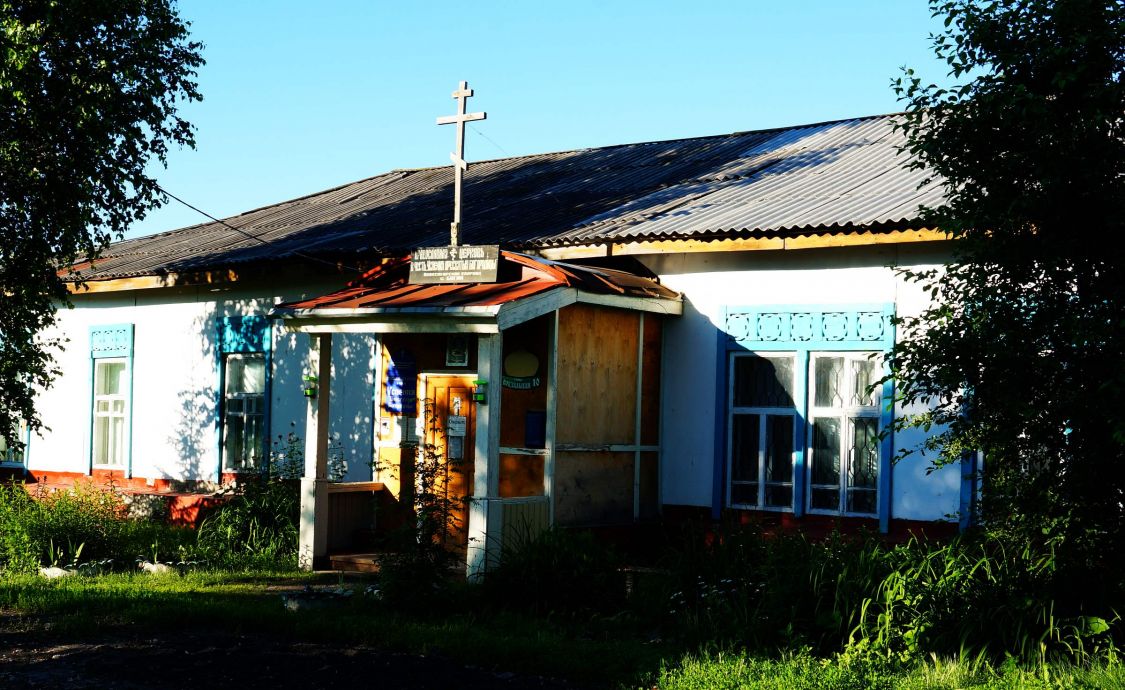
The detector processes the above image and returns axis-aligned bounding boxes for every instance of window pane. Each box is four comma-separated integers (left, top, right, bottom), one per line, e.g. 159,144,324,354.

242,357,266,393
110,416,125,465
764,415,793,483
765,485,793,508
731,483,758,506
96,400,111,414
849,417,879,490
812,487,840,511
814,357,845,407
812,417,841,485
731,414,760,483
734,356,795,408
245,413,264,467
94,416,109,463
112,399,125,415
224,414,245,469
95,361,126,396
847,489,877,514
851,357,881,407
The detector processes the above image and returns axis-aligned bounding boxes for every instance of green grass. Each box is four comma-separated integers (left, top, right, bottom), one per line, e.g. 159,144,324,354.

654,651,1125,690
0,571,668,686
2,571,1122,688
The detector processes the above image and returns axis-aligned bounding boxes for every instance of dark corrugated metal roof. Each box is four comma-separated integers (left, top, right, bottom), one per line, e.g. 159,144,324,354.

72,113,945,281
274,251,678,313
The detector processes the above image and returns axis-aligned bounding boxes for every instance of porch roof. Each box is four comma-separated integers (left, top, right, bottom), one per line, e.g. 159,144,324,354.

270,251,682,332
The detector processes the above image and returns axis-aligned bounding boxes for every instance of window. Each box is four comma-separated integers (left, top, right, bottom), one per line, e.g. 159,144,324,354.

728,354,797,510
93,358,129,466
808,354,882,516
721,306,894,526
222,353,266,471
1,420,28,464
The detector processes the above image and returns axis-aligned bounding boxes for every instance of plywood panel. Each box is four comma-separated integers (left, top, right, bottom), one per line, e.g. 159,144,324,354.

501,498,550,554
640,314,663,446
555,305,638,445
499,453,544,498
554,451,634,526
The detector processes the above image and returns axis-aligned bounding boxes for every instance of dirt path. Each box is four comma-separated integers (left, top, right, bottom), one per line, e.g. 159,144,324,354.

0,628,585,689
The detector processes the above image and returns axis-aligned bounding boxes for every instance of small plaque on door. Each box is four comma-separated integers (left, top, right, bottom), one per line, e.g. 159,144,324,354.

447,415,467,437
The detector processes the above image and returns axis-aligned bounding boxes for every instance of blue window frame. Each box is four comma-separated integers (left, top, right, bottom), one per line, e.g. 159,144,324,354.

715,305,896,531
217,316,272,476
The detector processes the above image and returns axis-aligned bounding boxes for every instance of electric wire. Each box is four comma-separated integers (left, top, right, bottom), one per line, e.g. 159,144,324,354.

155,184,366,274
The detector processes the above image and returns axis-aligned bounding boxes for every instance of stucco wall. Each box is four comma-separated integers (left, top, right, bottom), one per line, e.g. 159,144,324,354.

641,243,961,523
28,279,376,483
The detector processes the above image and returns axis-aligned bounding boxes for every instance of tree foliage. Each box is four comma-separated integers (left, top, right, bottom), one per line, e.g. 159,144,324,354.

0,1,202,444
891,0,1124,579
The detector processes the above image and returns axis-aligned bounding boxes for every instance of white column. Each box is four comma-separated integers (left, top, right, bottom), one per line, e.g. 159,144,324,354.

298,333,332,571
466,332,502,579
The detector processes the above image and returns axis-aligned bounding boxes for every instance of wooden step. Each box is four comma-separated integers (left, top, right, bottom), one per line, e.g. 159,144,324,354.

328,553,383,573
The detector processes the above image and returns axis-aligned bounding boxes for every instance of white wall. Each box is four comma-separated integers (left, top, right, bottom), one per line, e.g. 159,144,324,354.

29,279,376,483
641,243,961,522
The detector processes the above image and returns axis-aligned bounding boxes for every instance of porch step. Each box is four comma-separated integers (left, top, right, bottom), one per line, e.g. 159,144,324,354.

328,553,383,573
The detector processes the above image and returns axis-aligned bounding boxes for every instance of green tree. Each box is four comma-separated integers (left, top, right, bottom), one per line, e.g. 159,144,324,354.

0,1,202,446
891,0,1124,587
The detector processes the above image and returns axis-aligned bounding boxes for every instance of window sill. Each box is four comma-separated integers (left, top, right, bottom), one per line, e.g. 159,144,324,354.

729,504,793,513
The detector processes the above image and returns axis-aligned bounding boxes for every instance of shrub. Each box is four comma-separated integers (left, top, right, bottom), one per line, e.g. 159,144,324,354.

483,527,625,618
195,477,299,571
0,480,196,573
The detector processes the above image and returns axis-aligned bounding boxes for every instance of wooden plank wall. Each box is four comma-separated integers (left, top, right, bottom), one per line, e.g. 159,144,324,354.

500,498,550,554
555,304,639,446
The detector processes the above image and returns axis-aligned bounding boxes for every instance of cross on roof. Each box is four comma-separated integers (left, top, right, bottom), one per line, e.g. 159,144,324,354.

436,80,487,247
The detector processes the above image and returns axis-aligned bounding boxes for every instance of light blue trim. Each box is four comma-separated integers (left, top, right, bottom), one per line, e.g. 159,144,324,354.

718,304,896,532
88,324,135,475
220,315,271,354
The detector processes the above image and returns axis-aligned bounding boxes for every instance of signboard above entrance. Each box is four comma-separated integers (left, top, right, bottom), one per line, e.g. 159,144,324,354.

408,245,500,284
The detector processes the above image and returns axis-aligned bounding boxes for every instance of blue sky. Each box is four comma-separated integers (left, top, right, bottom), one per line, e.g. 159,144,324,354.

130,1,951,238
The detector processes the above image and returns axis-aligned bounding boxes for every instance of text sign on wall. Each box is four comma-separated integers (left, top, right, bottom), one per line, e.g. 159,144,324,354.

409,245,500,284
385,352,417,416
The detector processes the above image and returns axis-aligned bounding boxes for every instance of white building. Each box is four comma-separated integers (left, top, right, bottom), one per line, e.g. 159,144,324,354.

6,114,969,568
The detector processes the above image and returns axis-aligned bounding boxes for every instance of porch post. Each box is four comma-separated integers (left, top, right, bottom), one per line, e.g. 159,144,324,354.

466,331,502,579
298,333,332,570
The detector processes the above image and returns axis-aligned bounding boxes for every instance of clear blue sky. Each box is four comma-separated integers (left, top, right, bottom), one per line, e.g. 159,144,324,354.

130,1,951,238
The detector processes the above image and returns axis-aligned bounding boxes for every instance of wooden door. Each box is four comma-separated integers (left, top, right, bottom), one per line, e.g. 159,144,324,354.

423,376,476,550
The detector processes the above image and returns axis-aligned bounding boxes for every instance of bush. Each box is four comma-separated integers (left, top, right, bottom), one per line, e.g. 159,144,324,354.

483,527,625,618
0,481,196,574
195,476,299,571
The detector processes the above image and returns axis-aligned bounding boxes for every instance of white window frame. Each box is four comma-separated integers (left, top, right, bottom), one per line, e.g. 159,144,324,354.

806,352,882,517
92,357,129,468
221,352,267,472
1,419,28,465
727,352,797,512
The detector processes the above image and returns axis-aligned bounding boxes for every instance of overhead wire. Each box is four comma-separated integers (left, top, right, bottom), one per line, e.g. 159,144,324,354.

154,184,365,274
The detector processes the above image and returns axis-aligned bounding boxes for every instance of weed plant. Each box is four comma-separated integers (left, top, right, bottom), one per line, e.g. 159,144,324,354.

0,481,196,573
194,433,303,571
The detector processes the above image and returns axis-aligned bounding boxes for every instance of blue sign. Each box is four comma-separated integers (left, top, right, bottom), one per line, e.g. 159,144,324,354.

385,352,417,416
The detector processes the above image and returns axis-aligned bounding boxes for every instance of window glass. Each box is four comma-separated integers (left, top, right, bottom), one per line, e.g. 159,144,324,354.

851,358,881,407
814,356,845,407
730,413,759,505
734,355,795,408
92,359,128,466
223,353,266,471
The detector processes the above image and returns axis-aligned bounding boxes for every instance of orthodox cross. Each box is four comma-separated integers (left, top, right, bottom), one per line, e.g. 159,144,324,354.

436,80,487,247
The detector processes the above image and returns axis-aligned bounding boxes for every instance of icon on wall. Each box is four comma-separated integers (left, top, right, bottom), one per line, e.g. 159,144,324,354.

446,335,469,367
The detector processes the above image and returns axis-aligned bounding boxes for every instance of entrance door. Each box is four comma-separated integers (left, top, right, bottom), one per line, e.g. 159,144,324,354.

423,376,476,550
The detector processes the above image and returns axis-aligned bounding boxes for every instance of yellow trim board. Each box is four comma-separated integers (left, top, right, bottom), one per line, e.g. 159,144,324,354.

535,228,948,259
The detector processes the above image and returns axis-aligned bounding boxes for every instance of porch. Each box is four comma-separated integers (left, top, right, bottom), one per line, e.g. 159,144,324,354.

271,252,680,576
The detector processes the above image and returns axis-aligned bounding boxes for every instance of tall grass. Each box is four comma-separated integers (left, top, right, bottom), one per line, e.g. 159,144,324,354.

0,481,196,573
